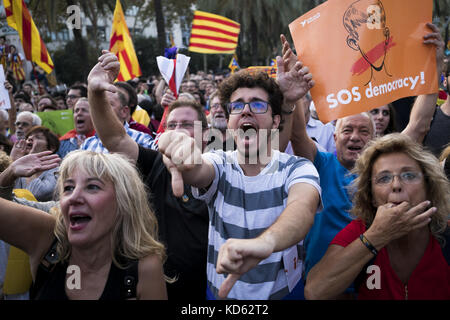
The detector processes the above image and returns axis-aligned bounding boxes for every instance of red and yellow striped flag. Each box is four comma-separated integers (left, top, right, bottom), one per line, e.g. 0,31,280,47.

189,10,240,54
109,0,141,81
3,0,54,73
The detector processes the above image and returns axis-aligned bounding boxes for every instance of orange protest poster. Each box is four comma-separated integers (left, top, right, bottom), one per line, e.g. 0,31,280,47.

289,0,437,123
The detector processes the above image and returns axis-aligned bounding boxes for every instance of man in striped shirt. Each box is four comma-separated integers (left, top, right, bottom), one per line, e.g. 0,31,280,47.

159,57,322,300
81,89,157,153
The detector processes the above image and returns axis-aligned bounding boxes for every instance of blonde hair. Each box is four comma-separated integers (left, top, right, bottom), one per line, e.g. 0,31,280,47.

52,150,166,268
350,133,450,245
439,144,450,162
0,151,11,173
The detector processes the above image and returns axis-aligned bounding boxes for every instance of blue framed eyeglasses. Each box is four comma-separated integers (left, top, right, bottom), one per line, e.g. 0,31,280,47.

227,101,270,114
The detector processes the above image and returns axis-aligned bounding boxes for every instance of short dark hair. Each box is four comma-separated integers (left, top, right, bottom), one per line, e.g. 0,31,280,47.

0,134,13,155
14,91,31,104
116,91,128,109
69,84,87,98
168,100,208,130
25,126,60,154
115,82,138,114
37,94,58,111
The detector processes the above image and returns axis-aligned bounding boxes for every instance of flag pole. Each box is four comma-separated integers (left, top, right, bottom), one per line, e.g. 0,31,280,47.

203,54,207,73
31,63,42,94
219,55,223,70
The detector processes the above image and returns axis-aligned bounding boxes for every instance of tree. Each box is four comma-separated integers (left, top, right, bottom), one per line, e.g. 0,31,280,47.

195,0,305,67
153,0,166,55
131,0,196,55
52,39,98,85
133,35,160,77
28,0,115,81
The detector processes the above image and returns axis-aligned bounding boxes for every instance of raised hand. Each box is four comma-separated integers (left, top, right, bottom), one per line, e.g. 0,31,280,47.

277,55,314,106
277,35,314,106
423,23,446,77
4,80,13,93
87,50,120,93
10,139,28,161
10,150,60,178
161,88,176,107
280,34,298,72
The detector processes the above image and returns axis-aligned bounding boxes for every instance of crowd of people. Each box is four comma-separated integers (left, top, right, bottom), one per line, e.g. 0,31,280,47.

0,21,448,301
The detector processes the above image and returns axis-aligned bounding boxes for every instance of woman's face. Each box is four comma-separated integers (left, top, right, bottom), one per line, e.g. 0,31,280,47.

60,168,117,250
371,152,427,208
370,105,390,136
25,131,49,154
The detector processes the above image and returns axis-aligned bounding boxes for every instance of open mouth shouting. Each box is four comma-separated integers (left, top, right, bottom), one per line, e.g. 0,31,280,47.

347,144,363,154
69,212,92,231
238,122,258,138
75,118,86,130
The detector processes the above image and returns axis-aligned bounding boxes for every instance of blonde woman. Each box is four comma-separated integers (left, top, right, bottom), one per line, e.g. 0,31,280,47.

305,133,450,299
0,150,167,300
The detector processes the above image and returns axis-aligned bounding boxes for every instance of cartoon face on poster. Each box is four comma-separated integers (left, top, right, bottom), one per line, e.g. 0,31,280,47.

289,0,437,123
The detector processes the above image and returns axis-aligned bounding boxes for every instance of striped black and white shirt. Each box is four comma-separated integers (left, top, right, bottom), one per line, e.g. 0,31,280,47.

80,122,157,153
192,149,321,300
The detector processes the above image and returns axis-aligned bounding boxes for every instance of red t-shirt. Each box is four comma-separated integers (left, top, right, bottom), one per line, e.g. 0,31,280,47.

331,219,450,300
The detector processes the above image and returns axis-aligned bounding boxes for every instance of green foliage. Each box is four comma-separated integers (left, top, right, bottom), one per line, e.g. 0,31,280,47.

133,36,160,77
195,0,306,67
52,39,98,85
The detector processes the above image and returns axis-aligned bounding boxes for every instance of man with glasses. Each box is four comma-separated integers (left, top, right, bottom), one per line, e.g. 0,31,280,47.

85,51,210,300
12,111,41,142
65,84,87,110
158,58,322,300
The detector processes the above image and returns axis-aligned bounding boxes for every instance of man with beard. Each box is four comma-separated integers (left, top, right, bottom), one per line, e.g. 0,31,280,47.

12,111,41,143
206,90,234,151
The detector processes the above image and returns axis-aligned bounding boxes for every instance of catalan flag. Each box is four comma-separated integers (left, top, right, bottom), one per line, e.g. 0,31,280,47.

3,0,54,73
189,10,240,54
228,54,240,73
109,0,141,81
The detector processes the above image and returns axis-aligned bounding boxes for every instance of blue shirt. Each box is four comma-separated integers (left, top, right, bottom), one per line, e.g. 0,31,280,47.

304,151,356,276
57,138,78,159
80,122,157,153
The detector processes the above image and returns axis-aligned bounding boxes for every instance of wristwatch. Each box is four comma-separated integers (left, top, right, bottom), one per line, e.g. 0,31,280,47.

281,104,296,115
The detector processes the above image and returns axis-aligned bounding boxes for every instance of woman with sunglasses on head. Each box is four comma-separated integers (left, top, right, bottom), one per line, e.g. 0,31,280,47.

369,104,397,137
305,133,450,300
0,150,168,300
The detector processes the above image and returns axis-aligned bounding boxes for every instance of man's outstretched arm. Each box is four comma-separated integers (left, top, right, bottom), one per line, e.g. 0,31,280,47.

402,23,445,143
216,182,320,298
87,50,139,162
